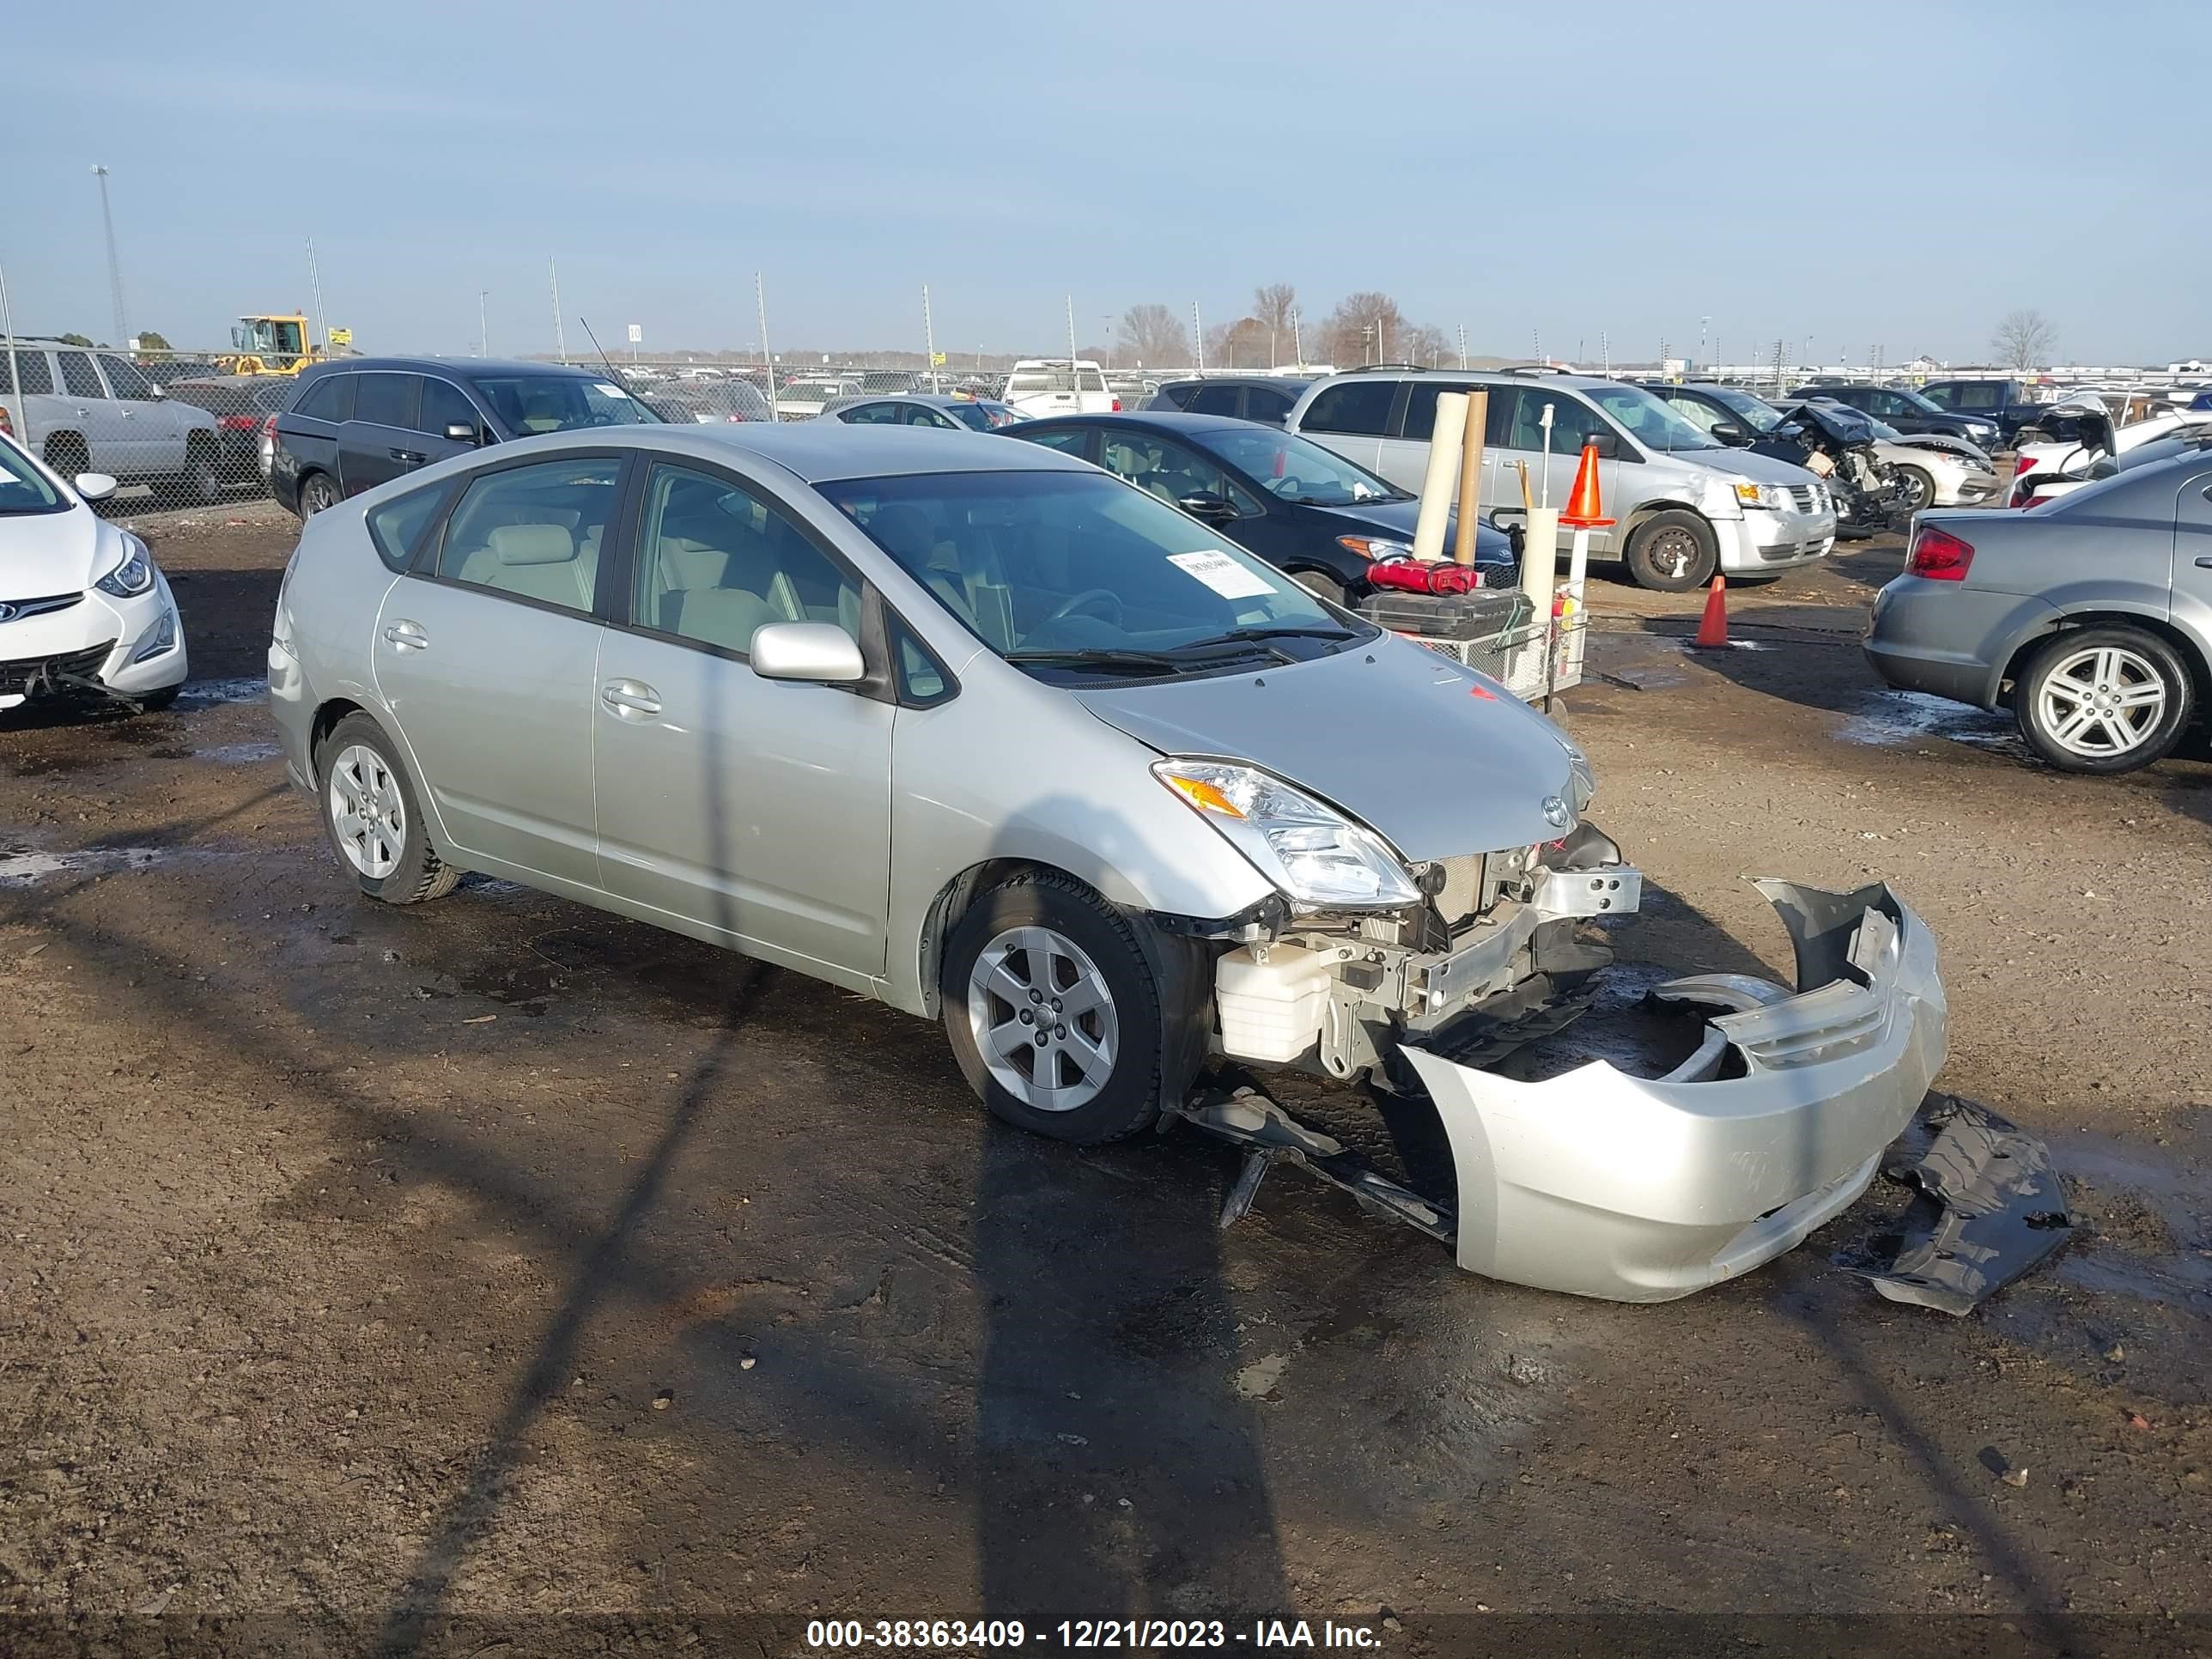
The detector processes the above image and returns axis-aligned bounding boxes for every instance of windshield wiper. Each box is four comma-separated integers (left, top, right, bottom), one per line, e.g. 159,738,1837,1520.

1170,625,1364,661
1004,647,1194,675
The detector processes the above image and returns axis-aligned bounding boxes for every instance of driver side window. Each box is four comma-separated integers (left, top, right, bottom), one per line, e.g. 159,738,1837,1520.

1097,433,1257,513
1664,393,1725,434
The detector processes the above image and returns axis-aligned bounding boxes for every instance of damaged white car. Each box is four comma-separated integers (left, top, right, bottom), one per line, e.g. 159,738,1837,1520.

271,425,2057,1307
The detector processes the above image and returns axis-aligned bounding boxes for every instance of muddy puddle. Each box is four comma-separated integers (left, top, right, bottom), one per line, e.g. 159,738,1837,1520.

1835,688,2027,756
174,677,268,708
0,845,170,887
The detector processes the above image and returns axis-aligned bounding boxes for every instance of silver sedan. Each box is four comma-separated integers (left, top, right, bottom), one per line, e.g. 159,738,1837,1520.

268,423,1952,1301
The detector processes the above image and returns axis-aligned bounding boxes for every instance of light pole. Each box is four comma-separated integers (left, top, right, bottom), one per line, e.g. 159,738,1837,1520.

477,290,489,356
1700,315,1711,369
90,165,127,348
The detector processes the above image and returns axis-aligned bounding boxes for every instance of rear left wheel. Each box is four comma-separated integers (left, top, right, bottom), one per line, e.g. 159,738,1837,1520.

155,441,222,507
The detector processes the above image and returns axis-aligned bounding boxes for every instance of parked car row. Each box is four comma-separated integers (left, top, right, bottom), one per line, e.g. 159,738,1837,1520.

2,337,227,506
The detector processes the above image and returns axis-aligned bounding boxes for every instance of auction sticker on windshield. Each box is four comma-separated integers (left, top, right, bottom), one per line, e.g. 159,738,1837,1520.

594,382,633,399
1168,550,1276,600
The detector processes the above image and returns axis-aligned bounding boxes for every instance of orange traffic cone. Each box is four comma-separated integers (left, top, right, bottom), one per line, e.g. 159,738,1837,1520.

1692,573,1729,648
1560,441,1615,529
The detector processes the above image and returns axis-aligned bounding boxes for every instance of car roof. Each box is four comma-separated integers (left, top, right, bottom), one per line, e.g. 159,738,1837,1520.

1018,410,1258,436
300,356,604,379
826,392,974,410
1156,375,1313,391
495,422,1091,483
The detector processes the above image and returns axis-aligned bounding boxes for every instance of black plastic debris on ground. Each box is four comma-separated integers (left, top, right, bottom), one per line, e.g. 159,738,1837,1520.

1836,1094,2074,1315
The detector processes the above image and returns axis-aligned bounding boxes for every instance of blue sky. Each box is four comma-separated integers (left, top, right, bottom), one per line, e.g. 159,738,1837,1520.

6,0,2207,366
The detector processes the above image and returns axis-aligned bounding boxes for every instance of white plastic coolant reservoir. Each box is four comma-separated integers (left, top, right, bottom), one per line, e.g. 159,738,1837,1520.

1215,944,1334,1064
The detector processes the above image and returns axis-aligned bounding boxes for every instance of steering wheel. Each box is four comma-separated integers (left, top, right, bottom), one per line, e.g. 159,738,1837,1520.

1045,587,1124,626
1268,473,1304,498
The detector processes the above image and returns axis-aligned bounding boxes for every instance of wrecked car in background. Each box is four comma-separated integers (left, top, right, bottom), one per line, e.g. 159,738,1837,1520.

270,422,2057,1306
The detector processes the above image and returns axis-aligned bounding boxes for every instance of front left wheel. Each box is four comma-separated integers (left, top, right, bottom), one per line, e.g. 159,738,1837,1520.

940,872,1185,1145
1891,465,1936,514
313,713,463,902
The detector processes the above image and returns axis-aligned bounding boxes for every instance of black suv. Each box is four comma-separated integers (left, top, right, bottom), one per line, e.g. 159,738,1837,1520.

1146,376,1313,427
1783,382,2001,452
270,357,659,516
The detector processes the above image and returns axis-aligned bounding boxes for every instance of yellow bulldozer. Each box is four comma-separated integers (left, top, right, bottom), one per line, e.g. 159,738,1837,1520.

217,313,345,376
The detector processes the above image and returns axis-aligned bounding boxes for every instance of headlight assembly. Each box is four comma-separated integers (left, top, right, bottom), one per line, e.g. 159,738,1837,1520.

1732,481,1785,510
1155,758,1420,909
1336,535,1415,562
94,536,155,599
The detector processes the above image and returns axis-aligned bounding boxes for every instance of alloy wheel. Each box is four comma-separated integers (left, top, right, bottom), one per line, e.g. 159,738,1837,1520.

966,925,1120,1112
328,744,406,878
2034,645,2167,758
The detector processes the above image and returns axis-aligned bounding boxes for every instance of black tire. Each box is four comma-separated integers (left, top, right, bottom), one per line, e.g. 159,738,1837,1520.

313,712,463,902
153,441,222,508
1291,570,1347,607
2014,626,2192,775
939,871,1186,1145
1892,465,1935,515
298,470,339,518
1623,509,1719,592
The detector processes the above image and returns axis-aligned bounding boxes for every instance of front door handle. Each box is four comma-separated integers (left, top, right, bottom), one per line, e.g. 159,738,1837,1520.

390,447,427,465
600,680,662,719
2197,556,2212,569
382,620,428,650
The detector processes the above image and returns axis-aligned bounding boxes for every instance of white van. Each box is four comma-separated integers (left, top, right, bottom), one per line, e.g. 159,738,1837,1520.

1001,359,1120,418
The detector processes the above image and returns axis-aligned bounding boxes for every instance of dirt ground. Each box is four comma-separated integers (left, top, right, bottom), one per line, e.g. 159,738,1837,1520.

3,503,2208,1656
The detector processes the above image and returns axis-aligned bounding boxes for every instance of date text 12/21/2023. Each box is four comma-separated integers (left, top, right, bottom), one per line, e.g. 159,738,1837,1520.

805,1619,1385,1649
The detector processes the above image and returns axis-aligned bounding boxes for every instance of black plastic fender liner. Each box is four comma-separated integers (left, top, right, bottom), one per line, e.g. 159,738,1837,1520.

1839,1095,2074,1315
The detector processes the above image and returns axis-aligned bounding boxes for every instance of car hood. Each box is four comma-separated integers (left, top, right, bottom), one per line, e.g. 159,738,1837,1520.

1893,433,1991,467
0,504,117,598
1680,447,1821,486
1307,497,1515,564
1072,637,1579,860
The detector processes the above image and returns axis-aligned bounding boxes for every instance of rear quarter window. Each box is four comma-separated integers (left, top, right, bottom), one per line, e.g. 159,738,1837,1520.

292,374,354,422
365,483,447,573
3,350,55,397
1300,380,1396,437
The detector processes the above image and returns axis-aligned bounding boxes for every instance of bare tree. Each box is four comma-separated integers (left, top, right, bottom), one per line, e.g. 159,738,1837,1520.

1119,303,1191,368
1320,291,1408,368
1252,283,1297,365
1991,309,2057,374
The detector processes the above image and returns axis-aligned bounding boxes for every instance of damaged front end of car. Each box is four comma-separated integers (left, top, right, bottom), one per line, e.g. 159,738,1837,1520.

1172,874,2069,1310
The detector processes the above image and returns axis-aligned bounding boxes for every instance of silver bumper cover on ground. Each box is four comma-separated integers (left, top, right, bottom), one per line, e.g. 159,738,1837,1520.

1400,878,1947,1302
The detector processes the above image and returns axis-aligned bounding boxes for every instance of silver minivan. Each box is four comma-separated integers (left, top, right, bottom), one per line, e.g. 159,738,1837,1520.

1285,369,1836,591
268,423,1948,1302
1,338,224,506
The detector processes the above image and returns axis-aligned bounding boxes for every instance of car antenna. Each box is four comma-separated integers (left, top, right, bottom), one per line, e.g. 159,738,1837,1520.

576,318,630,387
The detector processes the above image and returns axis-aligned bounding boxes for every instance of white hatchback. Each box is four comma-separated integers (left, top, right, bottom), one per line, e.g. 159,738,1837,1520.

0,431,188,714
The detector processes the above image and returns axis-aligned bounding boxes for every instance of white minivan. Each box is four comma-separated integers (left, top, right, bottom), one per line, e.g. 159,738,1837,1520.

1000,359,1120,419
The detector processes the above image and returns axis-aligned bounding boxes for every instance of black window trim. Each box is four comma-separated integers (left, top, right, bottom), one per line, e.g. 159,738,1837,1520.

598,448,945,708
404,446,635,627
368,477,462,573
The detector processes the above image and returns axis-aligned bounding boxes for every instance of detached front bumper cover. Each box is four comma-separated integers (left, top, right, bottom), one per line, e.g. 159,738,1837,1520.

1401,878,1948,1303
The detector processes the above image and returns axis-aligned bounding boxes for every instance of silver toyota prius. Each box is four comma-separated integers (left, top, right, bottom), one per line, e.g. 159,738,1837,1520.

268,423,1952,1303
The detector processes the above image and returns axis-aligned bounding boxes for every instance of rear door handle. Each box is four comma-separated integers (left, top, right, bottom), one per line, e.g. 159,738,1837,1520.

382,620,428,650
600,680,662,719
390,447,427,465
2197,556,2212,569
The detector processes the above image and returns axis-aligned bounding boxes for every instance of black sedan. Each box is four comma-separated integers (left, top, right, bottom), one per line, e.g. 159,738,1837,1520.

1007,410,1514,605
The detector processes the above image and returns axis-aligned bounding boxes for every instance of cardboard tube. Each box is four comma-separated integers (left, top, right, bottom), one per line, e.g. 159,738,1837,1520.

1520,505,1559,626
1411,390,1467,563
1452,388,1488,566
1516,459,1532,510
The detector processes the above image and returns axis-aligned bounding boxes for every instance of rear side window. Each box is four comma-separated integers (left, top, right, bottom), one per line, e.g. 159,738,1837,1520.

1300,380,1395,437
293,374,354,422
366,484,447,573
1157,383,1199,409
1953,384,2002,411
98,354,158,401
58,351,105,399
2,350,54,397
1400,380,1488,442
436,457,621,614
1186,383,1243,416
353,373,416,428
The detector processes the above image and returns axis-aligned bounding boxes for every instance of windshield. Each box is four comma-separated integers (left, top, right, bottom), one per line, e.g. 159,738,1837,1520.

1705,386,1783,432
1584,384,1721,451
1890,386,1944,416
471,374,658,433
1185,424,1406,506
0,438,67,515
817,469,1370,681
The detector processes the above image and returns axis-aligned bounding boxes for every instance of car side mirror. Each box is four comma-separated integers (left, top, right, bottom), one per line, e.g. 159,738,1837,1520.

73,472,118,501
1177,492,1240,525
445,422,482,445
1710,420,1749,446
750,621,866,684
